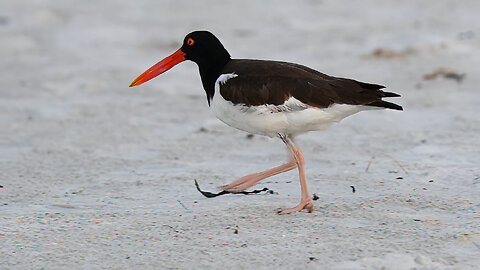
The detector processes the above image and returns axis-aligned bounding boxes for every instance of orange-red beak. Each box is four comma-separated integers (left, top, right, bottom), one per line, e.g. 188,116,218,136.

129,49,186,87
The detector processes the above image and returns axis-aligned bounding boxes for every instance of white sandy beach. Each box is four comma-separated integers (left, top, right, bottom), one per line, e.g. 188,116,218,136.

1,0,479,269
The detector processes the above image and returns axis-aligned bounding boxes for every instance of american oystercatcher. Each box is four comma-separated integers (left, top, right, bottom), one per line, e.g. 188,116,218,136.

130,31,402,214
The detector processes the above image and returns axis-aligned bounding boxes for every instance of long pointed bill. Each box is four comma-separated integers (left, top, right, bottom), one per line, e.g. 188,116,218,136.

129,49,186,87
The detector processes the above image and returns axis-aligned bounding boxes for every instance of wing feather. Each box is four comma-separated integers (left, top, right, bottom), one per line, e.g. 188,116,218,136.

219,59,402,110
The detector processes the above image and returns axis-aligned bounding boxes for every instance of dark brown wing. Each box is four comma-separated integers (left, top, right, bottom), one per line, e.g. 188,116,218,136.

220,59,402,110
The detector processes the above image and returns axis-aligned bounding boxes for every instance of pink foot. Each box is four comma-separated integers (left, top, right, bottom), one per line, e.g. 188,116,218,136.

278,198,314,214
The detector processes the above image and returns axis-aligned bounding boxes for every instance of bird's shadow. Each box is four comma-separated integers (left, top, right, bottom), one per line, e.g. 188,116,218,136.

194,179,272,198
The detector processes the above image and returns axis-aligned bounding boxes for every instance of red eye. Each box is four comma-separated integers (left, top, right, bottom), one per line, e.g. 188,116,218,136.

187,38,194,46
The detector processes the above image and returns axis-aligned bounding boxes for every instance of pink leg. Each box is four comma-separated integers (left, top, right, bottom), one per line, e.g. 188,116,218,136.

223,158,297,191
278,136,314,214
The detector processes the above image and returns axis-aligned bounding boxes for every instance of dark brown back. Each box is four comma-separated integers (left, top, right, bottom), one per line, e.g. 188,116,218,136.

220,59,402,110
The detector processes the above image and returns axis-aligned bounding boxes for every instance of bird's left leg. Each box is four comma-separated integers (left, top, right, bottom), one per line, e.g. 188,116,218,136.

278,135,314,214
222,157,297,191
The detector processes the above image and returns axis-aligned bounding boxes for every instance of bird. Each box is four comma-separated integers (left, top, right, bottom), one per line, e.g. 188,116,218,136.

129,31,402,214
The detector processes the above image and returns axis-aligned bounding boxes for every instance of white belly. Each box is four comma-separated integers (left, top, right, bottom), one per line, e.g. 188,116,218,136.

211,74,372,138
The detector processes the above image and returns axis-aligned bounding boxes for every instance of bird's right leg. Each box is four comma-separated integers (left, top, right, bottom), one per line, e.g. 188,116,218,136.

277,135,314,214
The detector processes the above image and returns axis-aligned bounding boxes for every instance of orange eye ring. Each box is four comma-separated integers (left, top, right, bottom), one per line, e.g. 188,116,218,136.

187,38,194,46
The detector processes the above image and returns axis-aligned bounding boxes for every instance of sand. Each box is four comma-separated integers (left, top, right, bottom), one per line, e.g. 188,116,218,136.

1,0,479,269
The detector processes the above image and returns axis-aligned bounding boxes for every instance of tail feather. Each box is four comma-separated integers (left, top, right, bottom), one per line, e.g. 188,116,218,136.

367,100,403,110
356,81,386,90
382,91,401,98
356,80,402,110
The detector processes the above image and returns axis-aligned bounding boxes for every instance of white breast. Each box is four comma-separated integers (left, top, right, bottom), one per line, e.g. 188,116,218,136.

211,73,372,138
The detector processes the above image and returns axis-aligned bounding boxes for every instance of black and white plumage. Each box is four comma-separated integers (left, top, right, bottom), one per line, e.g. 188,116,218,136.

130,31,402,214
